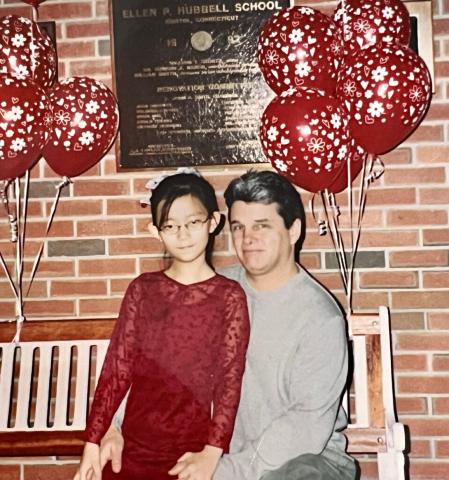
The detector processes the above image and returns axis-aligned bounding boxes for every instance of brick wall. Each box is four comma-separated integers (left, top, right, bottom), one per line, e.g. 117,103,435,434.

0,0,447,478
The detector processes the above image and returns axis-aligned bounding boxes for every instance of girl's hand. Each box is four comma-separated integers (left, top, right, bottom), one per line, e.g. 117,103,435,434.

73,442,101,480
168,445,223,480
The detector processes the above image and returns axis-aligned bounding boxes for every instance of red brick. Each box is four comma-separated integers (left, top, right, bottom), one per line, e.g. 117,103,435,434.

417,145,449,164
433,355,449,371
109,237,164,255
352,291,389,309
393,354,428,372
26,220,74,238
74,180,130,197
364,188,416,205
392,291,449,309
383,167,446,185
50,280,107,297
313,272,344,291
79,297,122,315
405,418,449,436
23,260,75,278
387,209,447,226
379,148,411,164
110,279,133,295
429,313,449,330
69,59,113,77
407,125,444,143
66,20,110,38
396,397,428,415
0,301,15,319
300,252,321,270
77,219,134,236
0,6,31,17
57,40,95,58
79,258,136,276
433,397,449,415
423,272,449,288
40,3,92,20
51,199,103,216
356,460,378,479
423,228,449,246
389,250,448,267
420,187,449,204
391,312,425,330
107,199,147,215
24,463,78,480
409,439,432,458
434,17,449,35
96,0,109,16
436,440,449,458
139,257,169,272
359,271,417,289
397,333,449,351
25,300,75,317
410,461,449,478
0,465,19,480
426,102,449,120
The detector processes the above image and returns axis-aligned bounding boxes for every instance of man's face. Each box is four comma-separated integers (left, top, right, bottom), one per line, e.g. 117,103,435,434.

229,201,300,278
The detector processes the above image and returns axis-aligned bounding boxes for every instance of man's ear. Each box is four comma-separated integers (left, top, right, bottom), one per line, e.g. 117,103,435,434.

209,212,224,235
288,218,302,246
147,222,161,240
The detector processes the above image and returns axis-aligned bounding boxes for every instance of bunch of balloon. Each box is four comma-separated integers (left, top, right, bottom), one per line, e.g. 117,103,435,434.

258,1,432,311
0,2,119,342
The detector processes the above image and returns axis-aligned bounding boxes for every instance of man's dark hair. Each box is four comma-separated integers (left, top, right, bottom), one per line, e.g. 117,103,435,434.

224,170,306,260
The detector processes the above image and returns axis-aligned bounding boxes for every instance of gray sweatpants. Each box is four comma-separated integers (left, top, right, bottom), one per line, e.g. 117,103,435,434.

261,453,357,480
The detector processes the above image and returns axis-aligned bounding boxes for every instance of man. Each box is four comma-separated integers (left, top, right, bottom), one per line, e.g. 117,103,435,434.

99,170,356,479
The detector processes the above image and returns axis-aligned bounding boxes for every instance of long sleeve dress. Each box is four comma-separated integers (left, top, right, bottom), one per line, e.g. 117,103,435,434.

85,271,250,480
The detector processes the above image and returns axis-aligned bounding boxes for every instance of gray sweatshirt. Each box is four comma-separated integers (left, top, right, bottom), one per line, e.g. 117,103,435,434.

213,265,354,479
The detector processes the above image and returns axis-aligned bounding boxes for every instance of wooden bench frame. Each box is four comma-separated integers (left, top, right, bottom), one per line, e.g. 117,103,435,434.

0,307,406,478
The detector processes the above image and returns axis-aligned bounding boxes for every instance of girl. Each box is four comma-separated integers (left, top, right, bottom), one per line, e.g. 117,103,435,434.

76,172,250,480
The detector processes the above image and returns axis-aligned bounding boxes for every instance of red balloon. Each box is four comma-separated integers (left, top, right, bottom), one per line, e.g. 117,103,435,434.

327,141,365,194
333,0,410,53
0,77,51,180
336,44,431,154
43,77,119,177
258,6,343,96
20,0,47,7
0,15,56,89
260,88,355,193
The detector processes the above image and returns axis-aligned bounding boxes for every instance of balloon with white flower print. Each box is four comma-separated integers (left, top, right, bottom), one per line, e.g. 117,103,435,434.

260,87,355,193
0,77,51,180
327,140,365,194
333,0,410,54
43,77,120,177
0,15,56,89
258,6,343,96
336,43,431,154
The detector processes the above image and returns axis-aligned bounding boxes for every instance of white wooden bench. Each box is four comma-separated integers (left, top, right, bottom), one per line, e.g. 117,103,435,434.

0,307,406,478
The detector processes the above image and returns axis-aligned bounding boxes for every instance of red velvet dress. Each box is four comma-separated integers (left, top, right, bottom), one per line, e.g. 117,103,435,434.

85,271,250,480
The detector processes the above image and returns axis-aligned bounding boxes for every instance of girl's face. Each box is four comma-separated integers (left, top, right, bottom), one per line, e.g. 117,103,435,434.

157,194,217,265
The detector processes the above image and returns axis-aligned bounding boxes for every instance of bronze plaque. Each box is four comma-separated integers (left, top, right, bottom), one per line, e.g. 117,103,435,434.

111,0,289,170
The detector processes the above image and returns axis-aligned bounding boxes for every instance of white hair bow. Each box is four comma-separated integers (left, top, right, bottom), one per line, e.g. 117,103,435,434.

140,167,201,206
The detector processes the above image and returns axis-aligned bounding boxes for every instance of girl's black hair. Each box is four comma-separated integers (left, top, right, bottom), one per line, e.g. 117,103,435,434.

150,173,224,268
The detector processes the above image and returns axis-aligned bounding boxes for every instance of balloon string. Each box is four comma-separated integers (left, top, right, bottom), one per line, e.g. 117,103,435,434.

12,177,25,343
346,151,355,314
321,190,348,294
0,180,18,243
30,7,39,81
309,193,327,236
25,176,72,298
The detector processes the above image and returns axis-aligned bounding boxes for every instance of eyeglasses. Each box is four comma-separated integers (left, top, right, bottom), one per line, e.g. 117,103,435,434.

159,216,210,235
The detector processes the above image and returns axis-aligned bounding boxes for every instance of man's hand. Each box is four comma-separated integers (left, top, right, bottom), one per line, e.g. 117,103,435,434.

73,442,101,480
100,425,124,474
168,445,223,480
